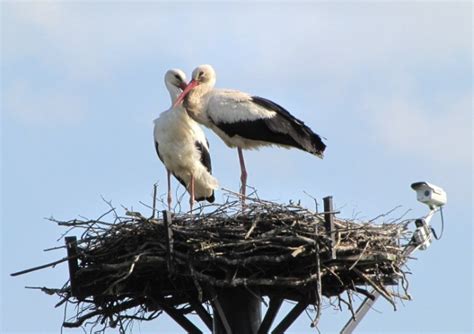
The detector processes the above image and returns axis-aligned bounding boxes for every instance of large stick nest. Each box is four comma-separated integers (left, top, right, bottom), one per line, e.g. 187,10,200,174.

31,194,414,331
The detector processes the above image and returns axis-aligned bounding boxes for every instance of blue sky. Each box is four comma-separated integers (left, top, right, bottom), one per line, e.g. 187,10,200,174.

1,1,472,333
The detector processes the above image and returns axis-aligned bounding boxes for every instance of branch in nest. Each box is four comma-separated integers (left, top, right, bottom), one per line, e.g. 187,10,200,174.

16,190,412,332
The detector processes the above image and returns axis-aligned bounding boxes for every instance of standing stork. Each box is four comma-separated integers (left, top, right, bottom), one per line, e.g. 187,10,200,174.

154,69,218,212
174,64,326,197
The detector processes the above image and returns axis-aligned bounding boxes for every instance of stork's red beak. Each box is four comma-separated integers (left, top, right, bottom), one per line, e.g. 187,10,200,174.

179,82,188,90
174,79,199,107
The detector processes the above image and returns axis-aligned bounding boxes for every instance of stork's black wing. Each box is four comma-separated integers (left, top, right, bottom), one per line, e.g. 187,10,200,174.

195,140,212,174
212,96,326,157
154,141,163,162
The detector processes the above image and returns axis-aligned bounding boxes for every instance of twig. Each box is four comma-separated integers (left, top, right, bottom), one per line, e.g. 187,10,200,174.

17,192,412,332
11,256,76,276
352,268,396,309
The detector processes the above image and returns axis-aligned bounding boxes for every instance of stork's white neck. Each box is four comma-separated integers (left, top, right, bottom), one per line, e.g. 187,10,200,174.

165,81,182,105
183,83,213,125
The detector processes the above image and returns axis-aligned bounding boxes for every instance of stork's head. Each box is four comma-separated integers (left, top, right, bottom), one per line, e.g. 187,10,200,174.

173,64,216,107
191,64,216,85
165,69,187,90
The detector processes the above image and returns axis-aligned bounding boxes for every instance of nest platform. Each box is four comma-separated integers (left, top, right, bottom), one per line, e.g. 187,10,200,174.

23,195,413,332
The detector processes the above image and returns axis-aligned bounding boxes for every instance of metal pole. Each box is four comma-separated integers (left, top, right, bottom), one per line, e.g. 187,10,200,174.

65,236,81,298
162,210,174,274
213,288,261,334
323,196,337,260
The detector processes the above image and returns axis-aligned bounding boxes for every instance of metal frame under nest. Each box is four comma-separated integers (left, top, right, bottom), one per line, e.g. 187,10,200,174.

16,194,414,333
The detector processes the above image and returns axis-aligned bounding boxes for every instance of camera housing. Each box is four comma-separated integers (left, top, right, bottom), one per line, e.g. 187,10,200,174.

411,181,447,209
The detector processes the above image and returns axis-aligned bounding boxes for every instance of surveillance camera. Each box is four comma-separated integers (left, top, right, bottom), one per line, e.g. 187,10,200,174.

413,218,432,250
411,182,447,209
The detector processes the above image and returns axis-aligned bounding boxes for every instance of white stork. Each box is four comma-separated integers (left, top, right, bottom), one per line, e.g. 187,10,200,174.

174,64,326,197
154,69,218,212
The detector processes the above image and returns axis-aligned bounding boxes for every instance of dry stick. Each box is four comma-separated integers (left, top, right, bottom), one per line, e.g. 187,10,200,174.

221,187,274,206
63,299,143,328
244,217,260,239
311,223,322,328
189,265,204,302
193,270,322,287
324,265,345,287
101,195,123,224
368,205,402,223
346,290,356,320
30,195,410,331
352,287,376,300
11,256,75,276
348,241,371,270
303,190,320,213
44,245,66,252
352,268,396,309
25,286,66,295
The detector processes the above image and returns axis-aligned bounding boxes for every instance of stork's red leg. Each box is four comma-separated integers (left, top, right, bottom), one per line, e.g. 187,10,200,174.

167,169,172,211
238,147,247,199
189,174,195,214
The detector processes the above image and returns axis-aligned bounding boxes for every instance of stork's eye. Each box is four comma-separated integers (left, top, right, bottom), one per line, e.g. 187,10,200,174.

199,71,204,77
175,74,180,79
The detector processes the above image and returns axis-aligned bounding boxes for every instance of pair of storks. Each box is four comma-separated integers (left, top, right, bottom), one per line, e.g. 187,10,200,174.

154,65,326,211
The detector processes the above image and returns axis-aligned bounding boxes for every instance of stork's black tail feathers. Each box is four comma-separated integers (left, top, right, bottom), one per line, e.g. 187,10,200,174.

305,132,326,158
196,191,215,203
251,96,326,158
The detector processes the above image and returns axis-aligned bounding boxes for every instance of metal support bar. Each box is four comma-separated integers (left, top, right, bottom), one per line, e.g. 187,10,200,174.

258,297,283,334
323,196,337,260
211,298,233,334
340,292,380,334
65,236,81,298
340,244,418,333
157,298,203,334
162,210,174,274
189,298,213,331
271,300,308,334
